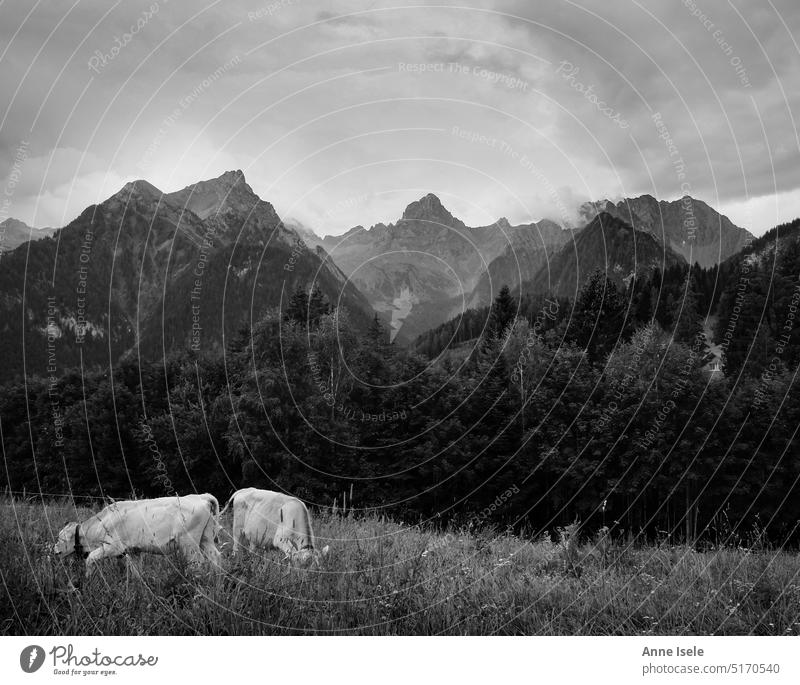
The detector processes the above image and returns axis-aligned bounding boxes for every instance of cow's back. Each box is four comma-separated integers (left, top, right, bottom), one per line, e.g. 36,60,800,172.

198,493,219,516
279,497,314,549
94,495,213,551
234,489,300,549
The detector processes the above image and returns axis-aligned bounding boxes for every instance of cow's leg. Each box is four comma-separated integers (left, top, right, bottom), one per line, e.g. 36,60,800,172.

123,555,143,583
202,541,221,567
199,517,222,567
84,545,118,579
177,532,206,566
232,515,243,554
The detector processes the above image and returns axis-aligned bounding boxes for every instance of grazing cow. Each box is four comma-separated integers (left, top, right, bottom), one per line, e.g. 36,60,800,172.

53,494,221,576
220,488,329,564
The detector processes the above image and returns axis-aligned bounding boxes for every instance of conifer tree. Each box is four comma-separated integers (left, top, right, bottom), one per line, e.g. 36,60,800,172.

284,284,309,325
485,285,517,341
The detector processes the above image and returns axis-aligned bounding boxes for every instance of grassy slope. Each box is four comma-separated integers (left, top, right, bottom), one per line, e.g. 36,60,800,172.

1,497,799,636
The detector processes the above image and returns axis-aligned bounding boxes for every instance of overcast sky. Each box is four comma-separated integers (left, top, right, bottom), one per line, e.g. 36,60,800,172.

1,0,798,235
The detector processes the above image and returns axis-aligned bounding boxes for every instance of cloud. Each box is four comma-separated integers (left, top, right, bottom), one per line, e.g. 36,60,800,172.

0,0,797,234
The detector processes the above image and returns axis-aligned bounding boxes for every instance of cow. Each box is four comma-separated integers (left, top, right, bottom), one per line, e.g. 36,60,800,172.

220,488,329,564
53,494,221,577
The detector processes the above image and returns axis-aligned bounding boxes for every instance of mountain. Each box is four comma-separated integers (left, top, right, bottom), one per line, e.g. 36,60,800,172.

523,212,685,297
0,171,374,383
143,171,374,359
580,195,752,267
468,219,574,307
320,195,573,343
0,218,56,252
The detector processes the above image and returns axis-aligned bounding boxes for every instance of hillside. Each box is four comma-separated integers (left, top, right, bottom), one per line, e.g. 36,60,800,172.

714,217,800,377
469,221,574,307
523,212,685,298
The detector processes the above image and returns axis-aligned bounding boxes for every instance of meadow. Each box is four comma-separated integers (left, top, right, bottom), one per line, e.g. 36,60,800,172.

1,496,799,636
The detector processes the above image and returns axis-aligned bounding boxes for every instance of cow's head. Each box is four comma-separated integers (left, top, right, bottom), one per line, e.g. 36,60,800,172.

53,522,80,557
291,545,330,566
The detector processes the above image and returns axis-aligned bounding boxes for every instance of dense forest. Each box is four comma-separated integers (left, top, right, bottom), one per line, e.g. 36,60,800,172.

4,212,800,544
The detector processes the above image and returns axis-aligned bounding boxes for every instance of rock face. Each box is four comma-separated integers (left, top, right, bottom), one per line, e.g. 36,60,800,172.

0,218,55,252
580,195,753,267
523,212,685,297
0,171,374,383
320,195,573,343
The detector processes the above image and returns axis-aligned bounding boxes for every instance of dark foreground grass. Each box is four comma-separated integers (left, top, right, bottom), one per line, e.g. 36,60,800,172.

1,497,799,635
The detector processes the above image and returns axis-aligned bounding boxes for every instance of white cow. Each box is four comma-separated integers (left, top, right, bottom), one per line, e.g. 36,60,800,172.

220,488,329,564
53,494,221,576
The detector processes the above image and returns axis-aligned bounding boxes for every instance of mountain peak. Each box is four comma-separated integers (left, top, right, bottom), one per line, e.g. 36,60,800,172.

0,217,33,230
165,170,259,220
400,193,458,225
210,169,248,189
96,179,164,212
188,169,253,195
117,179,163,200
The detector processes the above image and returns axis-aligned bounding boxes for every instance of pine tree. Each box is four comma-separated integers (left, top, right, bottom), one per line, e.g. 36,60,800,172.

485,285,517,342
308,285,330,327
568,269,626,361
284,284,309,325
671,272,704,346
630,275,653,324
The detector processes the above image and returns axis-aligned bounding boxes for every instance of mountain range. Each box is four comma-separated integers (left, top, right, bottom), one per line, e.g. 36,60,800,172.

579,195,752,267
308,191,751,341
0,170,754,380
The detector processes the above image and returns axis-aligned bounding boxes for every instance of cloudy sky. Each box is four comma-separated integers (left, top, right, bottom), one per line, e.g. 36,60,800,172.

1,0,798,235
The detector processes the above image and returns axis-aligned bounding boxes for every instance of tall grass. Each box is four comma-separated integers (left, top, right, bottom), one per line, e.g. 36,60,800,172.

1,497,799,635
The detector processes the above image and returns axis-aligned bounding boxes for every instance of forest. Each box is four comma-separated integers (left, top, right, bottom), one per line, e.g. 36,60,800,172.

3,218,800,546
